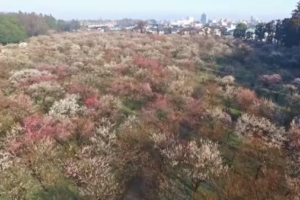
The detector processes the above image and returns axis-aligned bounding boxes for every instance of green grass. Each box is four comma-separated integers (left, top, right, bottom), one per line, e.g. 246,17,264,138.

31,186,82,200
228,108,242,120
120,105,137,116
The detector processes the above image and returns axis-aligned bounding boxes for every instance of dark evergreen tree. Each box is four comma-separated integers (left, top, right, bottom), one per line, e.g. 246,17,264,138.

56,20,70,32
69,20,81,31
287,0,300,47
274,20,283,44
233,23,247,39
44,14,57,30
292,1,300,18
281,18,299,47
265,21,276,43
255,23,266,41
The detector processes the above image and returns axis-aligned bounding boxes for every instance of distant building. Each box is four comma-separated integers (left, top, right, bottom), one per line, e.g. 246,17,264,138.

201,13,207,24
194,22,203,28
170,16,194,26
250,16,260,25
227,23,236,30
187,16,194,23
208,18,217,26
87,21,117,29
238,20,248,25
219,18,228,26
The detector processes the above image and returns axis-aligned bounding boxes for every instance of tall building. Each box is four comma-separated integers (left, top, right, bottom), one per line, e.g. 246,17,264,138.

201,13,207,24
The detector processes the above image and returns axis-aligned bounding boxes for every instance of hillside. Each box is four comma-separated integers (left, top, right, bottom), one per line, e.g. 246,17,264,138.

0,32,299,200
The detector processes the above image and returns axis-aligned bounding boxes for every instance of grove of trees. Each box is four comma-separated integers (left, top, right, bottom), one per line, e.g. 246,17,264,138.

234,0,300,47
0,15,27,44
0,11,81,44
0,28,300,200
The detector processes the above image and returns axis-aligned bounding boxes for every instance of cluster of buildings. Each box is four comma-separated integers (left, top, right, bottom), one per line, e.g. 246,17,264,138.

169,16,195,26
79,14,262,37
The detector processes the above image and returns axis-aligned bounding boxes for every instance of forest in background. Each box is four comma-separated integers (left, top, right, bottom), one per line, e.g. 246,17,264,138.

0,12,80,44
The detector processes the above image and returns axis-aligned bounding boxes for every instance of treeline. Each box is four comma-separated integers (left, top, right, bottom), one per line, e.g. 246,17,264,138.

0,11,81,44
273,1,300,47
234,1,300,48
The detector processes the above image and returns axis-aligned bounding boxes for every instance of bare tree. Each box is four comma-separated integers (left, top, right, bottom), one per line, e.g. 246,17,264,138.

137,21,147,33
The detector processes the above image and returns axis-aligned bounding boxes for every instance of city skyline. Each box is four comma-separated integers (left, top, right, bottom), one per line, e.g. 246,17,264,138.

1,0,297,21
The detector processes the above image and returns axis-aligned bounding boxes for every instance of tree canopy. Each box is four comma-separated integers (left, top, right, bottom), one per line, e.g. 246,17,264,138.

253,0,300,47
0,15,27,44
0,12,81,44
233,23,247,39
255,23,266,41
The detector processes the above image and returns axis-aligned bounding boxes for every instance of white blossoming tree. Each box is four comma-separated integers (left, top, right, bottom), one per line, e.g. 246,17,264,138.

63,117,123,200
27,81,65,111
48,94,82,121
150,132,228,193
235,113,286,148
9,69,49,82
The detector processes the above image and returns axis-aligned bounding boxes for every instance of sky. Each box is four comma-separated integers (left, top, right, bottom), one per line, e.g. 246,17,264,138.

1,0,298,21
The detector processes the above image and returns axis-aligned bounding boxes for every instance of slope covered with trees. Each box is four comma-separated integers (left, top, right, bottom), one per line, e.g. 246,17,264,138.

0,30,299,199
1,2,300,200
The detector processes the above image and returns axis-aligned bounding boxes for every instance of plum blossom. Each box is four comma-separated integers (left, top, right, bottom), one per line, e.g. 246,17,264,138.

48,94,83,120
161,139,228,181
235,113,286,148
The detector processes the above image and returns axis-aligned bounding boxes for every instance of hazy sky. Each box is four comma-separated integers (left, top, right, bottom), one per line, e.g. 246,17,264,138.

1,0,297,21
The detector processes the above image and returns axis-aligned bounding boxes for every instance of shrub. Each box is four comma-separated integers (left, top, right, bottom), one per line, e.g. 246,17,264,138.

83,95,99,108
254,98,281,122
236,88,259,111
258,74,282,85
221,75,235,84
205,107,232,124
9,69,51,86
26,81,65,111
168,75,194,97
0,150,13,171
